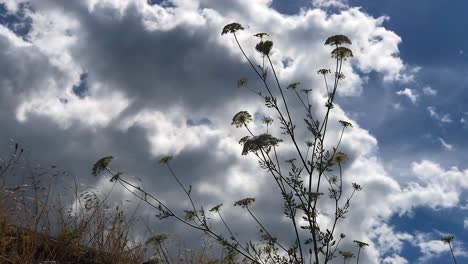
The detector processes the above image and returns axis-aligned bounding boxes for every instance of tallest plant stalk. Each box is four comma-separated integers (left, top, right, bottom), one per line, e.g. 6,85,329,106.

223,23,360,263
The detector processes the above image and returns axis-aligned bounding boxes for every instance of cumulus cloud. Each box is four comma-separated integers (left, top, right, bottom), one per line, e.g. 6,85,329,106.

396,88,418,104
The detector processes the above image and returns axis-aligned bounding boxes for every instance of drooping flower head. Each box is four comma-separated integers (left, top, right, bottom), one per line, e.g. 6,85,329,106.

221,22,244,35
232,111,253,128
331,152,348,165
241,133,282,155
92,156,113,176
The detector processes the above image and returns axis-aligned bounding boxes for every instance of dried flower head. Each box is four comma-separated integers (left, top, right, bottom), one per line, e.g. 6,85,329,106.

234,197,256,208
317,69,331,75
237,78,247,87
286,82,301,90
331,47,353,60
221,22,244,35
353,240,369,248
262,116,274,125
331,152,348,164
352,183,362,191
339,250,354,259
146,233,170,246
159,155,173,164
232,111,253,128
336,72,346,80
441,235,454,244
241,133,282,155
308,192,324,201
184,210,196,221
209,204,223,212
239,136,251,145
301,89,312,94
339,120,353,128
306,140,313,147
92,156,113,176
325,35,352,46
255,40,273,55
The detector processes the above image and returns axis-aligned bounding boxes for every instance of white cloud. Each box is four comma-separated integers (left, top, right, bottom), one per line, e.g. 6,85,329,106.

464,218,468,229
396,88,418,104
422,86,437,96
427,106,452,123
438,137,453,151
312,0,349,9
382,254,409,264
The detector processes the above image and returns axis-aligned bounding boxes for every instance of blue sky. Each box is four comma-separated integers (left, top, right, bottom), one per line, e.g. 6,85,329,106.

294,1,468,263
1,0,467,263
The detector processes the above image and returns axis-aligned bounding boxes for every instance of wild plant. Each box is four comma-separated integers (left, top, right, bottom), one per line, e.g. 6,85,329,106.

0,142,146,263
94,22,370,264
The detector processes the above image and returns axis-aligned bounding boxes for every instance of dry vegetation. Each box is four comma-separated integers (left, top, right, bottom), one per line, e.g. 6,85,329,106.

0,143,145,263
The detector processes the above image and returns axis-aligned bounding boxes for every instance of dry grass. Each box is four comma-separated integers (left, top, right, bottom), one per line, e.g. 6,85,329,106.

0,143,146,263
0,143,242,264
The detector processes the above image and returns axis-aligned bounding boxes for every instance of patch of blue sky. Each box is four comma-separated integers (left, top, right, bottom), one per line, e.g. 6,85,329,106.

147,0,175,8
389,205,468,263
0,3,33,39
72,73,89,99
270,1,468,261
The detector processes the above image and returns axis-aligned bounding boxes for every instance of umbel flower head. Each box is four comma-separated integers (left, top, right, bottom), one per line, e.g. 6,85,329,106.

331,47,353,60
241,133,282,155
286,82,301,90
317,69,331,75
92,156,113,176
325,35,352,46
331,152,348,164
234,197,255,208
339,251,354,259
209,204,223,213
232,111,253,127
221,22,244,35
255,40,273,55
159,155,173,164
339,120,353,128
441,235,454,244
353,240,369,248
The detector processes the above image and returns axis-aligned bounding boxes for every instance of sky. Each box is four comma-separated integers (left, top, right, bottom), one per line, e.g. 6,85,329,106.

0,0,467,263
